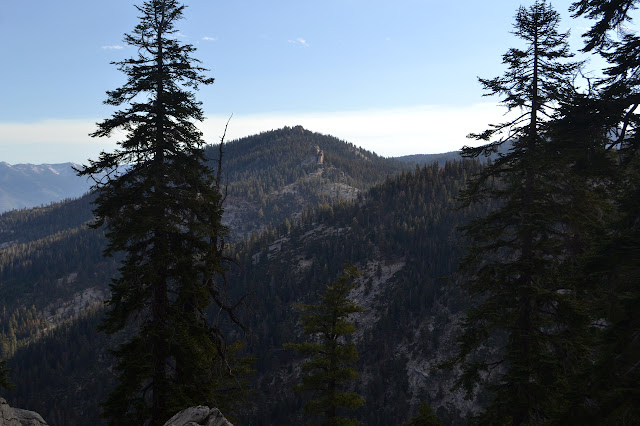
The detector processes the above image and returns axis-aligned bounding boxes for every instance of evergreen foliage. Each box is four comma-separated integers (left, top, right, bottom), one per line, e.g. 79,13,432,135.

1,254,14,393
0,255,14,394
402,402,441,426
574,179,640,423
564,1,640,421
0,194,95,245
0,281,13,392
0,360,11,391
208,126,404,199
204,126,409,238
451,1,590,423
285,265,365,425
3,157,483,425
76,1,244,424
5,307,113,425
233,159,484,424
4,1,640,423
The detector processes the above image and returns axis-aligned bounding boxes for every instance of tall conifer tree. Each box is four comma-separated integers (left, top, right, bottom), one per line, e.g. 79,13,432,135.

449,1,585,423
563,1,640,420
285,265,365,425
77,1,242,424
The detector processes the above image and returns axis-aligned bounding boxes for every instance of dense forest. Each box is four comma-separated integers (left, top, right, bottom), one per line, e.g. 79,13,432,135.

1,157,486,425
204,125,408,237
231,159,487,424
2,0,640,424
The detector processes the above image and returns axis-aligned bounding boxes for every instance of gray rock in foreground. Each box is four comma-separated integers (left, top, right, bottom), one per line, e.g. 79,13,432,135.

0,398,48,426
163,406,232,426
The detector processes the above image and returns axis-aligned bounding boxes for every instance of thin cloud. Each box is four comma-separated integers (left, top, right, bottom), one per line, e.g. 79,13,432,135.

101,45,124,50
288,37,309,47
0,119,119,164
200,104,512,157
202,36,217,41
0,104,513,163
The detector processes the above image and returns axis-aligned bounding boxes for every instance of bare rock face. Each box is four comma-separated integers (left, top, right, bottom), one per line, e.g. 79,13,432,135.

301,145,324,167
163,406,232,426
0,398,48,426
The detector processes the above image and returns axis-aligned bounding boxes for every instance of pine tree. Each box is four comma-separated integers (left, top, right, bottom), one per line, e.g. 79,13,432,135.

570,0,640,162
285,265,365,425
77,1,244,424
450,1,587,423
403,402,441,426
0,359,13,391
0,253,13,393
563,1,640,421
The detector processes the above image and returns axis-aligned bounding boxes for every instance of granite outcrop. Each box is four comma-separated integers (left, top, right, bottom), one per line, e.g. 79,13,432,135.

0,398,48,426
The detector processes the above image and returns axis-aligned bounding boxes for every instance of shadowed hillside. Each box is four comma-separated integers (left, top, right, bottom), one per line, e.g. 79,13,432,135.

2,152,486,424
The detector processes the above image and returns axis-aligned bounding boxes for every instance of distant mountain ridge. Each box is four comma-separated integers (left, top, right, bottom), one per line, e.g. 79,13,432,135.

1,126,466,214
394,151,462,165
2,131,479,217
0,162,93,213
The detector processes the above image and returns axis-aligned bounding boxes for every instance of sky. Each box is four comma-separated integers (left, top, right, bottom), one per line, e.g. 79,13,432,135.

0,0,604,164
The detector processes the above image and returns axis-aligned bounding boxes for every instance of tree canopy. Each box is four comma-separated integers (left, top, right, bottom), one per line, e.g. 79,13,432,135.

0,359,13,392
77,1,244,424
451,1,592,423
285,265,365,425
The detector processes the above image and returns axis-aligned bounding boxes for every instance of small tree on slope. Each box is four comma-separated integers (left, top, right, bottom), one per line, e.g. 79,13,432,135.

285,265,365,425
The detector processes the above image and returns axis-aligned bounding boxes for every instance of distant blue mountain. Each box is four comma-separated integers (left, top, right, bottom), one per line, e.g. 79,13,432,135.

0,162,93,213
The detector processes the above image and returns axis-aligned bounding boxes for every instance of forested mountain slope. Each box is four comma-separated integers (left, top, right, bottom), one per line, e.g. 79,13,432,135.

0,194,115,325
0,127,405,314
2,156,486,425
205,125,408,236
0,128,405,396
0,128,414,424
394,151,461,165
230,159,487,424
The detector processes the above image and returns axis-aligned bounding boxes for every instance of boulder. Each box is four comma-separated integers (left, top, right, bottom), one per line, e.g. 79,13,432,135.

0,398,48,426
163,406,232,426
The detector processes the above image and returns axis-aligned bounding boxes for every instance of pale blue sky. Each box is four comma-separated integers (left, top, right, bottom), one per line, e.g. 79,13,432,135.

0,0,602,164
